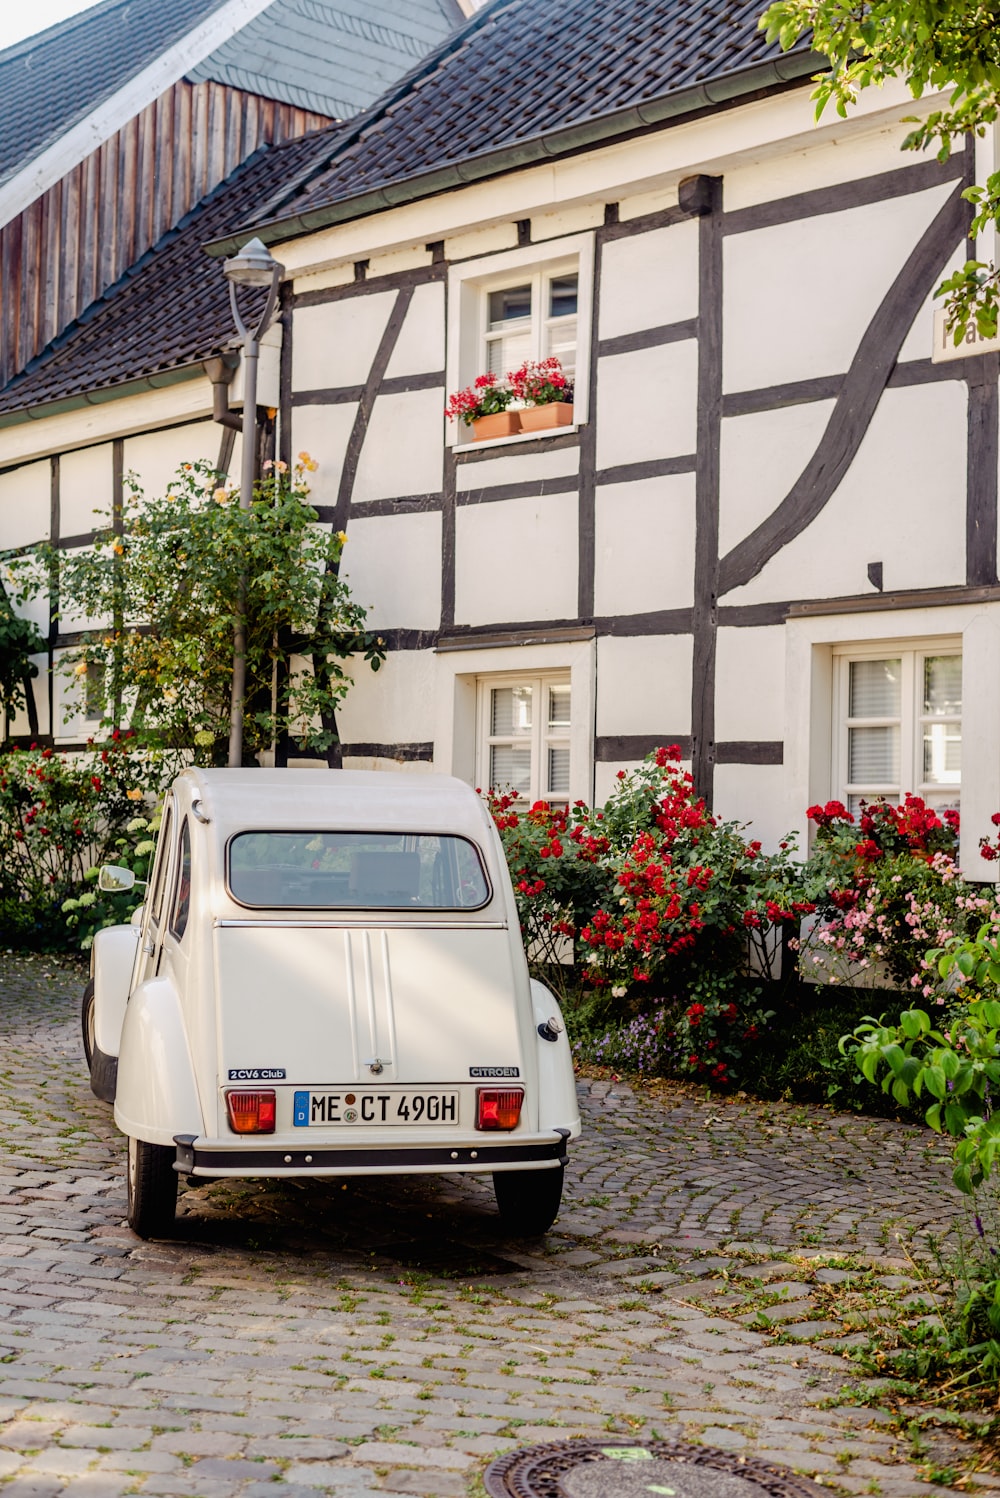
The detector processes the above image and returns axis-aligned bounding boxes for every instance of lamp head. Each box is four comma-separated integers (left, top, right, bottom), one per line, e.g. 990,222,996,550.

223,236,282,287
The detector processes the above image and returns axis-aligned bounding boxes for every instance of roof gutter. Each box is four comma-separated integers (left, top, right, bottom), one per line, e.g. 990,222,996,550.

204,48,823,257
0,362,206,431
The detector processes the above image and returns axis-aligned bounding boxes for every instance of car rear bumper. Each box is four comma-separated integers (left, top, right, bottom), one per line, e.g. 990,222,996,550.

173,1129,570,1177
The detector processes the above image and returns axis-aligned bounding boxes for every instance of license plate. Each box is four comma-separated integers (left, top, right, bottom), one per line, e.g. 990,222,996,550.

293,1090,459,1127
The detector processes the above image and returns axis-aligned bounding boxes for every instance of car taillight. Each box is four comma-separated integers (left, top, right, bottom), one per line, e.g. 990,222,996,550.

476,1087,523,1131
226,1089,276,1134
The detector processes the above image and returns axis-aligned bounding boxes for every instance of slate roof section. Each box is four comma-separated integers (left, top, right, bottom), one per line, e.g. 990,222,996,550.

0,0,232,190
243,0,812,236
0,128,339,420
189,0,465,119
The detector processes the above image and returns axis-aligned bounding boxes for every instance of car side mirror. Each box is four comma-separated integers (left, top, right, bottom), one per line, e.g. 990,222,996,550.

98,864,137,893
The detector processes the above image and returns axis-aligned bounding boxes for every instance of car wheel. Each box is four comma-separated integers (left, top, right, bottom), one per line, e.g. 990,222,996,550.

81,979,96,1070
126,1135,178,1239
493,1164,564,1236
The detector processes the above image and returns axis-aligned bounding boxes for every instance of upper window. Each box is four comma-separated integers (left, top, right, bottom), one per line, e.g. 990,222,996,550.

447,232,595,447
834,645,961,813
485,265,579,380
478,674,571,807
148,804,173,927
228,832,490,910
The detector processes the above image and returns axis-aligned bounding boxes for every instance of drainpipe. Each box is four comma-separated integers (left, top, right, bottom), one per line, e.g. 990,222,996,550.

203,353,242,430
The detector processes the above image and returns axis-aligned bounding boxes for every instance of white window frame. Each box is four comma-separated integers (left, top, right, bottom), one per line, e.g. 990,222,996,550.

433,637,596,805
476,672,572,806
832,639,962,809
446,233,595,451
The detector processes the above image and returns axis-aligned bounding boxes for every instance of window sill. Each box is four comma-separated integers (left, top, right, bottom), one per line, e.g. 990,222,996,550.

451,424,581,456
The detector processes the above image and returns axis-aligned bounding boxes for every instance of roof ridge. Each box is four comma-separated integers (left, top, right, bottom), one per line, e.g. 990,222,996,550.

246,0,523,229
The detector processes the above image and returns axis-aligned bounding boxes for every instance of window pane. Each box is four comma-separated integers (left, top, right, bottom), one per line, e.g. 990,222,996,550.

924,655,962,715
544,318,577,375
487,328,533,377
849,724,900,783
149,806,173,925
490,743,531,796
491,686,532,736
229,832,490,910
84,662,104,720
548,684,571,729
170,820,192,940
923,723,961,784
849,658,901,718
548,274,578,318
489,285,531,327
548,746,570,796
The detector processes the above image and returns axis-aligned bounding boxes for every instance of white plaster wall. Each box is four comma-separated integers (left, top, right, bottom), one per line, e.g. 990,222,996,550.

290,404,358,508
599,220,699,338
337,649,437,746
594,759,644,802
456,444,580,491
292,292,396,391
719,400,836,557
595,341,698,469
340,511,441,631
594,473,695,615
723,122,924,214
596,634,693,736
6,653,48,740
618,186,679,223
714,626,786,742
353,389,444,504
898,245,966,364
384,283,446,379
723,382,968,605
723,181,958,392
531,203,605,241
713,763,793,852
59,444,114,537
454,493,577,627
0,461,50,550
122,421,218,503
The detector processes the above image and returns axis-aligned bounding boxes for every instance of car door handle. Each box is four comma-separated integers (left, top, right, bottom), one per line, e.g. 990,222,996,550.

142,940,154,955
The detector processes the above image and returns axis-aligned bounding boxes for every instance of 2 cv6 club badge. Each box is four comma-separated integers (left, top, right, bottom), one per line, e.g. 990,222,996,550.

82,769,581,1239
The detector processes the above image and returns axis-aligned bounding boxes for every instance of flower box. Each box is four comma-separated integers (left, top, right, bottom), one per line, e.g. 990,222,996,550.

471,411,522,441
518,401,574,433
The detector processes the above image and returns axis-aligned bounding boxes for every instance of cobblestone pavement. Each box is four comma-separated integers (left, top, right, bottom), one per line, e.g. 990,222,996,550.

0,954,993,1498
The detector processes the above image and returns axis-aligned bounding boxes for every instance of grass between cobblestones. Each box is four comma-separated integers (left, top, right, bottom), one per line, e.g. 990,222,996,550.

0,952,996,1498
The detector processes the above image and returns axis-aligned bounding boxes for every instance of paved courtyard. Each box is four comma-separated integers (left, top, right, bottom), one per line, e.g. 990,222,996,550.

0,954,994,1498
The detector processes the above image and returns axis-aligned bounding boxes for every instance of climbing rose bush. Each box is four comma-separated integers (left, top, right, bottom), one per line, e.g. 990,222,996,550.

797,795,1000,994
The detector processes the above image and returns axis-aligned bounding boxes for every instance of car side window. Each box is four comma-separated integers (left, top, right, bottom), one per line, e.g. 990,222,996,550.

148,805,173,928
169,818,192,941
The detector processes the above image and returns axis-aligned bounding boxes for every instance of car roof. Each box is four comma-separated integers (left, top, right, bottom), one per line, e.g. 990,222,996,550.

174,768,495,844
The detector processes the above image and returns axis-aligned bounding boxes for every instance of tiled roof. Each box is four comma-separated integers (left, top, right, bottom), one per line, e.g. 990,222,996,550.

0,0,462,195
0,0,232,190
0,129,338,419
244,0,809,234
189,0,464,119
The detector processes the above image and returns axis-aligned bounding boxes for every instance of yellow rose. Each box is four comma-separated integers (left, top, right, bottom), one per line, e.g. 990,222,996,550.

213,487,228,503
126,789,143,802
337,530,348,545
73,660,89,677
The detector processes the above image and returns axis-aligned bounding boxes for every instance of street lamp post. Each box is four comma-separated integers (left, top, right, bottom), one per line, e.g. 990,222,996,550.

222,237,284,769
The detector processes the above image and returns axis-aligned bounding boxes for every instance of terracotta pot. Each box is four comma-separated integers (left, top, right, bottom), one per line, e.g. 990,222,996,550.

517,401,575,432
471,410,521,441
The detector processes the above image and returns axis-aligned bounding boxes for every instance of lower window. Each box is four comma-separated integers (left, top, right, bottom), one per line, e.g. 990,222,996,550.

478,673,571,806
834,643,961,812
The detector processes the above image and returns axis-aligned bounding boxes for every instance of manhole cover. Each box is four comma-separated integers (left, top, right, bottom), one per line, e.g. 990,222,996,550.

484,1440,828,1498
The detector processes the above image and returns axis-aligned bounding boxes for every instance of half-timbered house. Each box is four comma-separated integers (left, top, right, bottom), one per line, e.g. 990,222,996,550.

1,0,996,876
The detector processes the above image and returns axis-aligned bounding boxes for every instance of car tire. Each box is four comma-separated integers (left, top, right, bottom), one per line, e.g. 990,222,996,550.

126,1135,178,1239
81,979,96,1070
493,1164,564,1236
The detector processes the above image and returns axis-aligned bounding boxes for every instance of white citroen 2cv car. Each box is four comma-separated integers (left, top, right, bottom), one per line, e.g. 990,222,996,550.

84,769,580,1240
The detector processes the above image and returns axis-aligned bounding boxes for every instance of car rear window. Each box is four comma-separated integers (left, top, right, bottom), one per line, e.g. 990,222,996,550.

228,831,491,910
